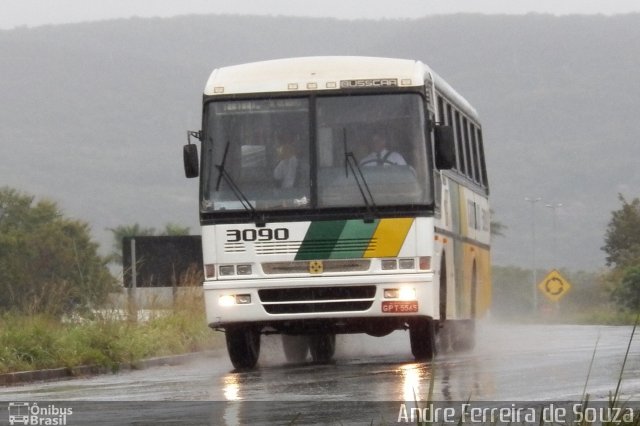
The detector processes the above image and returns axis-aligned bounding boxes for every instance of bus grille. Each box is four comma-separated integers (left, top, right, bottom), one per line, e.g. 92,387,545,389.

262,259,370,274
258,285,376,314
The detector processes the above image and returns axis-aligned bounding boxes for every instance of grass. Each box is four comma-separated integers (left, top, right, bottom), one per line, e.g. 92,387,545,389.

563,309,640,326
573,313,640,426
0,288,223,374
495,305,639,326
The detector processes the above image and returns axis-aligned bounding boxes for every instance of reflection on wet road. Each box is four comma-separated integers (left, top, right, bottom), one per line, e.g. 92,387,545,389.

1,323,638,424
211,323,640,402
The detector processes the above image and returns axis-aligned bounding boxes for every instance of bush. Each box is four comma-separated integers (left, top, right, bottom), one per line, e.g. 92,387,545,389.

612,265,640,312
0,297,221,374
0,187,117,316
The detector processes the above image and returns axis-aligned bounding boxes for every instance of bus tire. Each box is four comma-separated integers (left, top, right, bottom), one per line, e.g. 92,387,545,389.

410,318,437,361
225,327,260,370
282,335,309,363
309,333,336,364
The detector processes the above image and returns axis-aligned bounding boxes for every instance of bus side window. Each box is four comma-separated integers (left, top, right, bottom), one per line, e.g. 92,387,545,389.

435,96,446,172
455,111,466,175
462,116,473,179
477,128,489,188
437,96,445,124
470,123,481,184
446,104,460,172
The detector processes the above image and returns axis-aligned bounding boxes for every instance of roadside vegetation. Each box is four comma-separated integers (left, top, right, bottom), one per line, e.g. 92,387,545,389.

0,187,221,375
0,288,222,375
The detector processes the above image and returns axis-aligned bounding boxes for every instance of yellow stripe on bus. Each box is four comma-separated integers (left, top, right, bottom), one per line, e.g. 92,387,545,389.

364,218,414,258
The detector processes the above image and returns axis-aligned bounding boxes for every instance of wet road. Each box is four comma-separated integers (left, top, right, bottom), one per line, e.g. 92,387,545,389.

1,323,639,424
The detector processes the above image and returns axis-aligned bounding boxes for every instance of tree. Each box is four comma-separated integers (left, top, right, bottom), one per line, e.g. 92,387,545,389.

0,187,117,315
602,194,640,312
602,194,640,269
107,223,156,264
612,266,640,312
163,222,191,236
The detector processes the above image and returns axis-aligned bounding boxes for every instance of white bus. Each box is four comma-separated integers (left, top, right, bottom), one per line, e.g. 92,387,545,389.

183,56,491,369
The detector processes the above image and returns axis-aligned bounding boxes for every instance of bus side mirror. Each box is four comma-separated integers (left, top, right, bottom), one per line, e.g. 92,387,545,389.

434,125,455,170
183,144,199,178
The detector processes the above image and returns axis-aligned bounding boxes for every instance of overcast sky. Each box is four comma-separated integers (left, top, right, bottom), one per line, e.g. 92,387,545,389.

2,0,640,30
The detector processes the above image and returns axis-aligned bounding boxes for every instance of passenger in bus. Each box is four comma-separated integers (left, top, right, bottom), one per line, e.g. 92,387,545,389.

359,133,407,167
273,140,299,188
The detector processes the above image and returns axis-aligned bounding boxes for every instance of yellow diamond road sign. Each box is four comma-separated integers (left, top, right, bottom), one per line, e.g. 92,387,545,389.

538,269,572,302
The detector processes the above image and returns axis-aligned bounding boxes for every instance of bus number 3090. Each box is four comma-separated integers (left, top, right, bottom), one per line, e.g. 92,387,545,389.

226,228,290,242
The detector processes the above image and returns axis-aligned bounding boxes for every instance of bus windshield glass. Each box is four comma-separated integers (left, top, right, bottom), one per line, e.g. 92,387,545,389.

202,93,431,212
316,94,430,208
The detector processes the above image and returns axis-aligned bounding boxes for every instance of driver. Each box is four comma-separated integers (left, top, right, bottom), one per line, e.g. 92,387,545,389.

359,133,407,167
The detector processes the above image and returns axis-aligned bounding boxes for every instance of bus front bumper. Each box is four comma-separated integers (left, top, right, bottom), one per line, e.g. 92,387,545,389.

203,272,436,329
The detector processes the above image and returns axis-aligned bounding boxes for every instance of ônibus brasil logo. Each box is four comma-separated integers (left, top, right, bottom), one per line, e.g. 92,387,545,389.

7,402,73,425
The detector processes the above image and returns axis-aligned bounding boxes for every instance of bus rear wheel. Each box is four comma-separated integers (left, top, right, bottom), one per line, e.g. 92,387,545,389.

309,333,336,364
410,318,437,361
225,327,261,370
282,335,309,363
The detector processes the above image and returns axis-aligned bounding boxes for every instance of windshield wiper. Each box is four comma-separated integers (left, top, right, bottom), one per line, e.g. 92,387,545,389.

343,129,378,222
214,141,257,216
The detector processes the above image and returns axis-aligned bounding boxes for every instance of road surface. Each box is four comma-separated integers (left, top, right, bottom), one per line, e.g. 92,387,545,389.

1,323,638,425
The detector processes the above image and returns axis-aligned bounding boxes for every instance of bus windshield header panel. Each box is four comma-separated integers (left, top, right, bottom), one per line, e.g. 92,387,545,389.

201,93,432,215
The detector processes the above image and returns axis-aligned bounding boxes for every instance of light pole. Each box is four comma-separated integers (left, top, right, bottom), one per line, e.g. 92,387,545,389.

525,197,542,314
545,203,563,264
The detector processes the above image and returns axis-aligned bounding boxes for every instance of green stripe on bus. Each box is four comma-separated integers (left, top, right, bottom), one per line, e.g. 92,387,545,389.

295,220,347,260
329,219,379,259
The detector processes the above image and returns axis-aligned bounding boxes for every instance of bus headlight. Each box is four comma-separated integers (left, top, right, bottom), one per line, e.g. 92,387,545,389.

383,287,416,300
384,289,399,299
219,265,235,276
381,259,398,270
219,294,252,306
219,295,236,306
236,264,252,275
218,264,254,276
398,287,416,301
235,294,252,304
399,258,415,269
381,258,417,270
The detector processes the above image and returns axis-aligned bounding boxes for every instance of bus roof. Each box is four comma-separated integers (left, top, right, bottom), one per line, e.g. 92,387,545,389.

204,56,478,119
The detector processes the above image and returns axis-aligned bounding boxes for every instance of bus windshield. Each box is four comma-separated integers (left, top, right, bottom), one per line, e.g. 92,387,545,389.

202,93,431,213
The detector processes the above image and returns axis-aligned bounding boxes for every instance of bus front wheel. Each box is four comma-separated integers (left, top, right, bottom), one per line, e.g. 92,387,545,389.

225,327,261,370
410,318,437,361
309,333,336,364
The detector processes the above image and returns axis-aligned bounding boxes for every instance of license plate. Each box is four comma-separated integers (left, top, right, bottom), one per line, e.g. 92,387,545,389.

382,301,418,313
